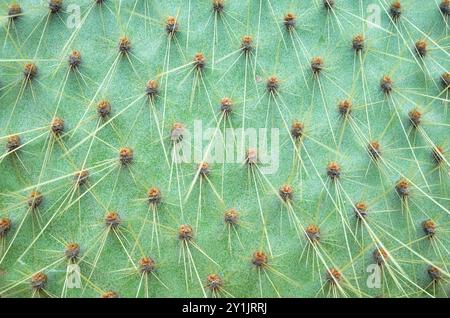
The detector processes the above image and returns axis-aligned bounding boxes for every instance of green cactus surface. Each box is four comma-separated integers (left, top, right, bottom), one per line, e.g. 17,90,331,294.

0,0,449,298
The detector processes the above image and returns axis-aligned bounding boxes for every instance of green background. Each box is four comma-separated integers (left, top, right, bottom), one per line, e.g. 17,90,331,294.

0,0,448,297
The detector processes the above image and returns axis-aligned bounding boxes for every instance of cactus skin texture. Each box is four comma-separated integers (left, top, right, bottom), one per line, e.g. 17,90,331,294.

0,0,449,298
